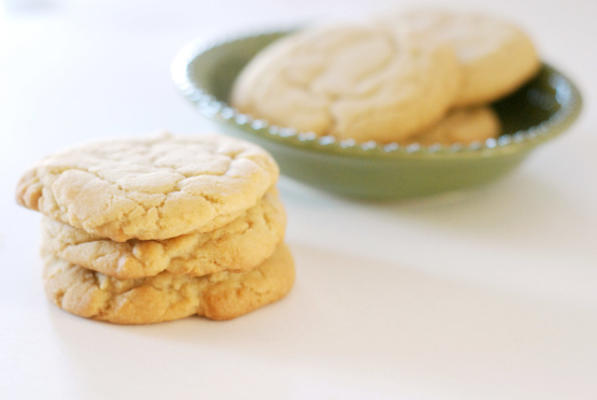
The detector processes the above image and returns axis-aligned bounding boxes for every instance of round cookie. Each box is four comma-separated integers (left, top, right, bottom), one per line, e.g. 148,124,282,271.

401,107,500,146
381,10,540,106
16,133,279,242
41,189,286,279
43,243,295,324
231,24,461,143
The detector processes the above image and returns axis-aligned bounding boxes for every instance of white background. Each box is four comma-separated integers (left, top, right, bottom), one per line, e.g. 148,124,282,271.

1,0,596,399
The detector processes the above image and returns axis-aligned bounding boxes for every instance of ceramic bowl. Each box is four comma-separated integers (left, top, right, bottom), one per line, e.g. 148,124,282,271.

172,30,582,199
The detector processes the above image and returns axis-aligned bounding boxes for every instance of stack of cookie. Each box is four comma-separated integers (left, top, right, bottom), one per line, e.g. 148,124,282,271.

231,10,539,146
16,133,294,324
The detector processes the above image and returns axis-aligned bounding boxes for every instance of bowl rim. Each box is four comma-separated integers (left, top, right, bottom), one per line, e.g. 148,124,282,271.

171,29,583,159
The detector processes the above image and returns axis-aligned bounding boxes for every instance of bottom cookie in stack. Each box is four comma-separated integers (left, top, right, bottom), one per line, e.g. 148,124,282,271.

42,243,295,324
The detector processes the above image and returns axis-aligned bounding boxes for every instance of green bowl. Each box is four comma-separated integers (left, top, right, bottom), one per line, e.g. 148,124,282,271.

172,30,582,199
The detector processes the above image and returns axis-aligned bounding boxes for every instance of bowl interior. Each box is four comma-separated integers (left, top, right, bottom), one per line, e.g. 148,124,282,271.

187,30,576,143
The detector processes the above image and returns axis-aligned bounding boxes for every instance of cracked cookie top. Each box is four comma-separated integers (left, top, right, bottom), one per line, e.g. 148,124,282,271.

16,133,279,241
231,23,461,143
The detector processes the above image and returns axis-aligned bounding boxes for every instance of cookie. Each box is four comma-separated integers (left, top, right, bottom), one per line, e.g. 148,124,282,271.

41,189,286,279
43,243,295,324
231,24,461,142
16,133,279,242
401,107,500,146
382,10,540,106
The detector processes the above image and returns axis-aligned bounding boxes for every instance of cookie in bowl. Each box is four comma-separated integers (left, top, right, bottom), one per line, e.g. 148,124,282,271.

379,10,541,107
231,23,461,143
400,107,501,146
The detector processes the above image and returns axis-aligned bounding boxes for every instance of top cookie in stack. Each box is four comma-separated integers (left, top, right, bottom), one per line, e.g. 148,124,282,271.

16,133,295,324
17,133,279,242
230,10,540,146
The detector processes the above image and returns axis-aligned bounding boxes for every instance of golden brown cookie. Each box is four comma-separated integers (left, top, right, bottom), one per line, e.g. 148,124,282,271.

16,133,279,242
401,107,500,146
231,23,461,143
41,189,286,279
381,10,540,106
43,243,295,324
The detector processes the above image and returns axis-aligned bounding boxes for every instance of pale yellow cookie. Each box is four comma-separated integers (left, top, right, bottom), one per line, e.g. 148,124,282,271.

43,243,295,324
231,24,461,143
41,189,286,279
16,133,279,242
381,10,540,106
401,107,500,146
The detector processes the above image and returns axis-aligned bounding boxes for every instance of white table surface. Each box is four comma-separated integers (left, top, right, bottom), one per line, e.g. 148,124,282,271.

1,0,596,398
